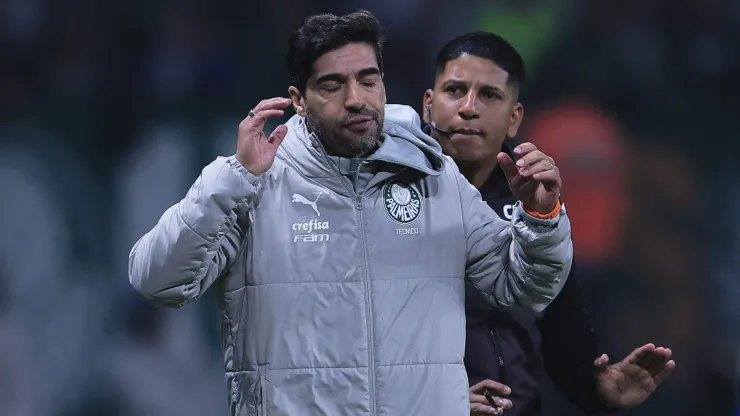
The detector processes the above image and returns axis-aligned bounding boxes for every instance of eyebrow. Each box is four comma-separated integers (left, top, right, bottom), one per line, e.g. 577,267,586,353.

315,66,381,84
441,78,507,97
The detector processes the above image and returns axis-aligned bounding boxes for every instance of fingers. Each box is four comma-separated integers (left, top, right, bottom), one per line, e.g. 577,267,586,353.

627,343,656,365
470,379,512,396
515,150,549,168
517,156,550,174
516,152,555,174
469,381,513,415
250,109,286,130
497,152,519,182
645,347,673,376
470,392,489,405
593,354,610,373
470,394,499,415
653,359,676,384
240,97,292,132
484,381,511,396
470,382,513,415
492,397,512,409
513,142,538,155
479,394,512,410
253,108,286,120
532,170,561,185
470,403,504,415
519,159,560,188
471,400,511,414
268,125,289,147
254,97,293,112
513,142,548,173
512,143,559,185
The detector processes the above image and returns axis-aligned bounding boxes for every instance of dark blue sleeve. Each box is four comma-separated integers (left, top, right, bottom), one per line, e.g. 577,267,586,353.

536,261,618,414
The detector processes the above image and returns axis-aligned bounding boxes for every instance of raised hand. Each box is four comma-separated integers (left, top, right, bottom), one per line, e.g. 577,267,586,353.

236,97,292,175
498,142,562,215
594,343,675,408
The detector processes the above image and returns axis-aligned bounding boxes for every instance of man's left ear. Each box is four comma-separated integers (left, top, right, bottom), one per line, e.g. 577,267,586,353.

422,89,434,124
288,86,306,117
507,103,524,138
381,73,387,106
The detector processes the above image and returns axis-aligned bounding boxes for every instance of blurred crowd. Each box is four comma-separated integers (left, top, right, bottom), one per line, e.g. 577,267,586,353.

1,0,739,415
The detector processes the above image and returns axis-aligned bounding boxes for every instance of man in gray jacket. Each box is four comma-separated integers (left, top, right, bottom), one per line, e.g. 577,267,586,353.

128,10,573,416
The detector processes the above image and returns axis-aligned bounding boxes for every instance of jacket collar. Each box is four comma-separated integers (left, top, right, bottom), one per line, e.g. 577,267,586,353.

277,106,446,196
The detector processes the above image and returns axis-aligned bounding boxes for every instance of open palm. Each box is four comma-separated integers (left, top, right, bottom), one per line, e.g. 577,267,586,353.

595,344,675,408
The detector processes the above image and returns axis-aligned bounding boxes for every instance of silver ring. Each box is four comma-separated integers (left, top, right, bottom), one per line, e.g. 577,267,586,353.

548,160,554,169
248,109,256,118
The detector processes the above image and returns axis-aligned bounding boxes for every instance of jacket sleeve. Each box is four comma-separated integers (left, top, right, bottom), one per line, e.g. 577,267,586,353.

537,261,618,414
457,167,573,313
128,155,261,308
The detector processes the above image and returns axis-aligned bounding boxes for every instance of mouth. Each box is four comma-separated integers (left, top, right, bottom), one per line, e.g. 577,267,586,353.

344,116,375,131
346,116,373,126
450,128,482,136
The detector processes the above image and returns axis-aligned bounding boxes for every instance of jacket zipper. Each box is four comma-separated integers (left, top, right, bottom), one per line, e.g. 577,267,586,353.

489,328,506,415
258,367,267,415
309,130,377,414
355,162,377,415
489,328,506,377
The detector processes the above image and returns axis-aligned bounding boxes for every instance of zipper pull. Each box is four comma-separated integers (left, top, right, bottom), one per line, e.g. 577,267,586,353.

355,196,364,210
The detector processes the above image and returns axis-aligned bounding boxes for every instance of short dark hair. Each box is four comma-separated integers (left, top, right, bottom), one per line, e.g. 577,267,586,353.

286,10,385,92
435,31,525,88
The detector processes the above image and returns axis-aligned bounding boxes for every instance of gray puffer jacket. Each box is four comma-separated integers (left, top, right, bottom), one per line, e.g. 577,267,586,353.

128,104,573,415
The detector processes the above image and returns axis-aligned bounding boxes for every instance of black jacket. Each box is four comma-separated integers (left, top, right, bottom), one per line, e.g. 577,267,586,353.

464,144,614,415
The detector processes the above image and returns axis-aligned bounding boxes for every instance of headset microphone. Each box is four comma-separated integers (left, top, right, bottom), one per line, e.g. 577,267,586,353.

426,104,453,134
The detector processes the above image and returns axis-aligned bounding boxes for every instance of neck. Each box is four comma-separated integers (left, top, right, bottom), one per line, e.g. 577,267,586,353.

323,143,377,159
457,157,498,190
321,134,381,159
306,117,379,159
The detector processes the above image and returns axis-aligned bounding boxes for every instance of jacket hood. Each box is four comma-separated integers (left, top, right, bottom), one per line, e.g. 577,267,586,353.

278,104,445,182
381,104,445,176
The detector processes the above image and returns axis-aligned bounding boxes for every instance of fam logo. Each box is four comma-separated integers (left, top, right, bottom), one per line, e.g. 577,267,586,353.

383,180,422,225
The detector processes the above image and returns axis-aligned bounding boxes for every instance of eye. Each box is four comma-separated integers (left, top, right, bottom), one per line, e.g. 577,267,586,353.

360,75,381,88
445,86,465,97
322,84,341,93
482,90,502,100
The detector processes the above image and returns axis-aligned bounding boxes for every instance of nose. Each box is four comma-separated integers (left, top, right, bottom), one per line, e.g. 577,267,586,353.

458,92,479,120
344,81,364,111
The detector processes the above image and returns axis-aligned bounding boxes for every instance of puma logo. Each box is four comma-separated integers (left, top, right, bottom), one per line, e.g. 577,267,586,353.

292,192,323,217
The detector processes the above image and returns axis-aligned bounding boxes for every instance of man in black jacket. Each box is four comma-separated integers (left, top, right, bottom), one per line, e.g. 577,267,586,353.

421,32,676,415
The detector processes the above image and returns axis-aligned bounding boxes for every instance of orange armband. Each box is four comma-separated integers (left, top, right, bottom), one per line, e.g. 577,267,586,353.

522,199,561,220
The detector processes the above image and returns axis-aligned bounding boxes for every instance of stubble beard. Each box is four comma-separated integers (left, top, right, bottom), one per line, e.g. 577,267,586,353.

306,108,383,158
